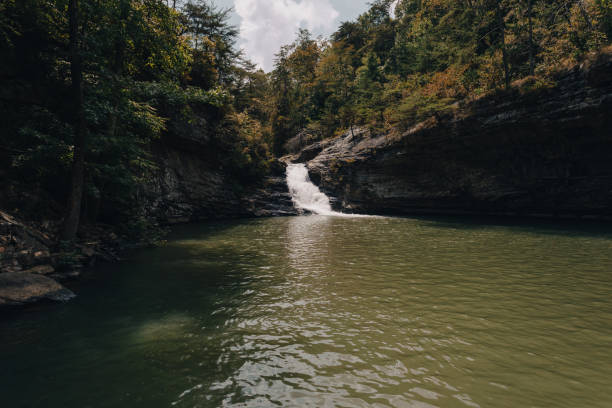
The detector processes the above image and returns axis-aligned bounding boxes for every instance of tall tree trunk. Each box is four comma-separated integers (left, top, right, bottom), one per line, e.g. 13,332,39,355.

62,0,86,241
496,2,510,90
107,0,129,141
577,0,594,31
528,0,535,76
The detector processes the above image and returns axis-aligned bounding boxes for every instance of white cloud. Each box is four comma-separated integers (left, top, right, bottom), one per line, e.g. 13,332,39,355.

234,0,339,71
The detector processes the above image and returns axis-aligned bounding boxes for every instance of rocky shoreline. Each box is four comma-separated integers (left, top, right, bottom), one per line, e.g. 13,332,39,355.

0,161,296,309
0,210,126,308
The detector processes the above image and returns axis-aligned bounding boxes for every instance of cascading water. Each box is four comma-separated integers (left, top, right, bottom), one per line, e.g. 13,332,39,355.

286,163,338,216
286,163,374,217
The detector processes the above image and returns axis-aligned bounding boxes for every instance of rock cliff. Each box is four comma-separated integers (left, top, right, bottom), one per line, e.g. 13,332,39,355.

291,51,612,219
144,143,296,224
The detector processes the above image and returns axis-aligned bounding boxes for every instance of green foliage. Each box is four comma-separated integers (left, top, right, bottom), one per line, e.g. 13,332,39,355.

265,0,612,152
221,112,272,181
181,0,240,87
267,29,324,154
0,0,272,236
596,0,612,38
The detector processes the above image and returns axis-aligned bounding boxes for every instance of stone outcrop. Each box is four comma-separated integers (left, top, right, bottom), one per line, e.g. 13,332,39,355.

0,210,54,273
0,272,75,307
0,211,75,308
289,51,612,219
144,143,249,223
144,130,296,224
241,174,298,218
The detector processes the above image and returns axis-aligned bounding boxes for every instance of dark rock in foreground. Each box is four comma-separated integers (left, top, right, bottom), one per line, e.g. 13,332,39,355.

0,272,75,307
1,210,76,309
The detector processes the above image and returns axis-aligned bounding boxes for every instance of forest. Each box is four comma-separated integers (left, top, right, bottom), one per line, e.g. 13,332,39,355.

1,0,611,242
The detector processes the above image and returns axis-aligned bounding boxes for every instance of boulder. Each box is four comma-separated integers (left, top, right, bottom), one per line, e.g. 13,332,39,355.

22,265,55,275
0,272,75,307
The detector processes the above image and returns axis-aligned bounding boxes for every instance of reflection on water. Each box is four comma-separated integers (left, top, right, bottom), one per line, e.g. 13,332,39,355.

287,214,334,270
1,216,612,408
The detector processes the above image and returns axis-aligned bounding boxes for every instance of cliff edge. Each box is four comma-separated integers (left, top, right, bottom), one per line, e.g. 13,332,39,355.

290,51,612,219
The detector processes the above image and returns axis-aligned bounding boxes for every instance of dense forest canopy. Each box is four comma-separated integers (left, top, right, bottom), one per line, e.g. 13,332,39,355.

267,0,612,151
0,0,610,238
0,0,270,239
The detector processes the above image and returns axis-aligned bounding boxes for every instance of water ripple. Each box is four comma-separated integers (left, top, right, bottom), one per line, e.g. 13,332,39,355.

1,216,611,408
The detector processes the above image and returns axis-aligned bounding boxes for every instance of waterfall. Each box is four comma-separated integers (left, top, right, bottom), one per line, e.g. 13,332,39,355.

286,163,375,218
286,163,338,216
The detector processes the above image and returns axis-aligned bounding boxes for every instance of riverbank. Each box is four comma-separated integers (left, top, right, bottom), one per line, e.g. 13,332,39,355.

0,155,296,309
0,209,132,307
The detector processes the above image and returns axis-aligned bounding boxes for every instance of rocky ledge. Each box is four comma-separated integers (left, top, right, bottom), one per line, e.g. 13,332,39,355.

0,210,126,309
289,50,612,219
0,211,74,307
144,141,297,224
0,272,75,307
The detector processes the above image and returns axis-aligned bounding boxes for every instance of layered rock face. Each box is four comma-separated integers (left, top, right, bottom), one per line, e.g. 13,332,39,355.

144,143,250,223
294,52,612,219
144,141,296,224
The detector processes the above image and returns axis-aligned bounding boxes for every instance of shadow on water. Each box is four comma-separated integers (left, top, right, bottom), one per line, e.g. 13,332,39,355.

406,214,612,239
1,215,611,408
0,219,275,408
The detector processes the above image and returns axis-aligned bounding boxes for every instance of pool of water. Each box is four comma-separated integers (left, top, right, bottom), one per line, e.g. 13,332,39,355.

1,216,611,407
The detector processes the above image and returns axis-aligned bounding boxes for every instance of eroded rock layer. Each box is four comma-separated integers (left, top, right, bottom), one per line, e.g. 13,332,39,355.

144,133,297,224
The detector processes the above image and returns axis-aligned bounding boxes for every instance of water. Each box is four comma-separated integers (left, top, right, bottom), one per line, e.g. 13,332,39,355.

1,216,611,407
286,164,337,216
285,163,369,218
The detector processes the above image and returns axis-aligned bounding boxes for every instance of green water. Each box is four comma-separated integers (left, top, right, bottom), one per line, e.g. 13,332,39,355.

1,216,612,408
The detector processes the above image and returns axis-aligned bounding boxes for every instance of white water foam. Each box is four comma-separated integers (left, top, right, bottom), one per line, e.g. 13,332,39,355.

286,163,371,217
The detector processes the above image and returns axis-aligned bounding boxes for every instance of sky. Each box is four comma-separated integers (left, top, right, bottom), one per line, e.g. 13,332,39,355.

211,0,372,71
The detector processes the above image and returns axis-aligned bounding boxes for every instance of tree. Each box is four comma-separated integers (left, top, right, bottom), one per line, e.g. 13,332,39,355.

268,29,324,153
528,0,536,75
1,0,273,239
181,1,239,86
496,0,511,89
62,0,86,240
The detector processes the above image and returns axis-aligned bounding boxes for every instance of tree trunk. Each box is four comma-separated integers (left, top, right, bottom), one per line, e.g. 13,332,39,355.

577,0,594,31
62,0,86,241
496,2,510,90
107,0,129,142
528,0,535,76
